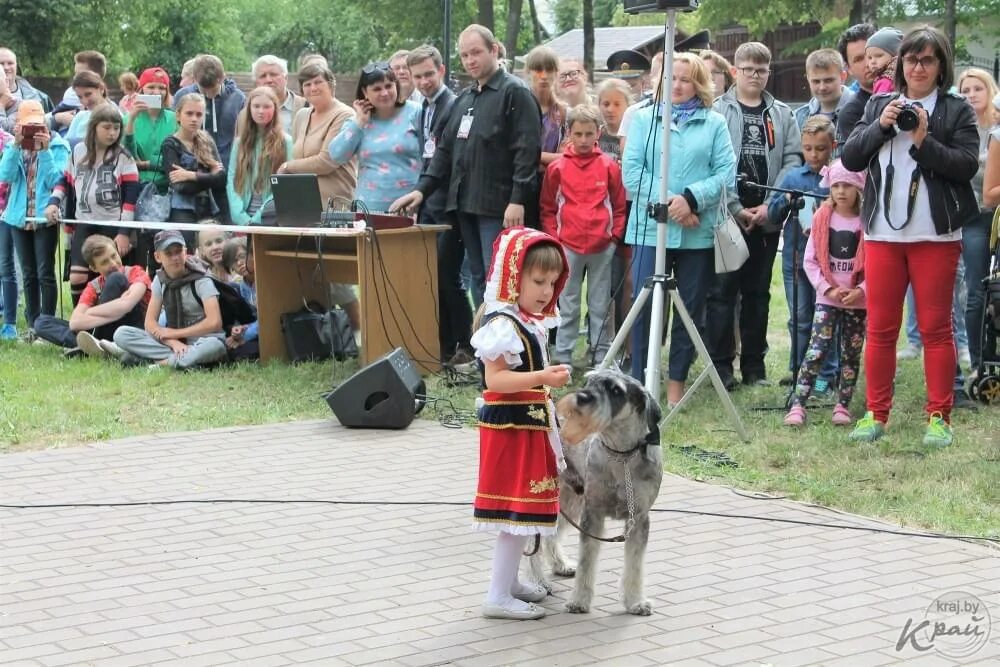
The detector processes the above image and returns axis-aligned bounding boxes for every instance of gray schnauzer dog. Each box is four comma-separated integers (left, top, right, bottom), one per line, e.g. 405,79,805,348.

531,369,663,615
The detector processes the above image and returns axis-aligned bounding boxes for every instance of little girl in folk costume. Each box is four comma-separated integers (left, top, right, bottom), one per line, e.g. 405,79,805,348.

785,160,867,427
471,227,572,621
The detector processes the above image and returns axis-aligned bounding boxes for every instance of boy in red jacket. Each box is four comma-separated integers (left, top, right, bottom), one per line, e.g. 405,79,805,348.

541,104,626,366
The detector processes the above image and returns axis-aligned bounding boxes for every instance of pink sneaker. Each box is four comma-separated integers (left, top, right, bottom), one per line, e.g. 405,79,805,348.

784,404,806,427
832,404,852,426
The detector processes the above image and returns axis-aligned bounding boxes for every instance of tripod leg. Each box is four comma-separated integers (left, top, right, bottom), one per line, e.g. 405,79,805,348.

668,287,750,441
599,285,653,370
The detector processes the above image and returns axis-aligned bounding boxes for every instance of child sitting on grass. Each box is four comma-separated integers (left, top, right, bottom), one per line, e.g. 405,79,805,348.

32,234,151,358
111,229,227,369
222,237,258,360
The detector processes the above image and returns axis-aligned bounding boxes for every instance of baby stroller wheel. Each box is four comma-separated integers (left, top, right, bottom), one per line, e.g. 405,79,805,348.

976,375,1000,405
968,376,980,401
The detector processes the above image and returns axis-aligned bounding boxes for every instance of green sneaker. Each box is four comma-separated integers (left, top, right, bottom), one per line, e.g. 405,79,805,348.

849,411,886,442
923,413,953,448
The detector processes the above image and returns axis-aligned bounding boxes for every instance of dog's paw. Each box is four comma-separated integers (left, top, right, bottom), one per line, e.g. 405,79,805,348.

565,599,590,614
626,600,653,616
536,579,554,595
553,561,577,578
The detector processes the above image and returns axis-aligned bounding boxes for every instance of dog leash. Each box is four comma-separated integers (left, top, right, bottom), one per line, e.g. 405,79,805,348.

558,440,641,544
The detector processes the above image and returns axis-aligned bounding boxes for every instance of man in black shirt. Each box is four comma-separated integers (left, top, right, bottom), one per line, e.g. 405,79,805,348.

390,24,543,307
407,44,473,363
836,23,877,145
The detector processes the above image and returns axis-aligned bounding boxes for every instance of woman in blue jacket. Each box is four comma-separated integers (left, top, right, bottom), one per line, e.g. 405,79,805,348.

0,106,70,336
622,52,736,404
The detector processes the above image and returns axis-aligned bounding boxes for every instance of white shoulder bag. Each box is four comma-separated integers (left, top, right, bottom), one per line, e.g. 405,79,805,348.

713,186,750,273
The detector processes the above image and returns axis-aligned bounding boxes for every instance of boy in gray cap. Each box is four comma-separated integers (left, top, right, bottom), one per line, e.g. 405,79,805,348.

111,229,228,369
866,27,904,95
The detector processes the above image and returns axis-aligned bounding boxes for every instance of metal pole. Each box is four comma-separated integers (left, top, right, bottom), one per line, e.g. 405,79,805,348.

642,9,676,399
443,0,453,84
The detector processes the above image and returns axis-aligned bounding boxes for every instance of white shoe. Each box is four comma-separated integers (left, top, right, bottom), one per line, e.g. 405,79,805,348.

76,331,107,358
98,339,125,360
896,343,921,360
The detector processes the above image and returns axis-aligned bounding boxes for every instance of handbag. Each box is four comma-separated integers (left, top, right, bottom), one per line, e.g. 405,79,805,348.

713,187,750,274
280,301,358,362
135,182,171,222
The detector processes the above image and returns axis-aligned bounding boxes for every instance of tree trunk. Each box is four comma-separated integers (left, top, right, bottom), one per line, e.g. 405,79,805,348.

583,0,594,81
505,0,524,64
528,0,548,43
477,0,494,31
849,0,878,25
944,0,957,47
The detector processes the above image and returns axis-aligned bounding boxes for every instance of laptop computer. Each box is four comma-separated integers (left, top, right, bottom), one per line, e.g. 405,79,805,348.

269,174,324,227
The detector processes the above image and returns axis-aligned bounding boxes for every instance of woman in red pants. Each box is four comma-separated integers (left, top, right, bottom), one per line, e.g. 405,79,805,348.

841,25,979,447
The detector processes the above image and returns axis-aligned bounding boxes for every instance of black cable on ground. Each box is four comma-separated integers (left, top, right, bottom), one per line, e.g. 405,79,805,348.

1,498,995,544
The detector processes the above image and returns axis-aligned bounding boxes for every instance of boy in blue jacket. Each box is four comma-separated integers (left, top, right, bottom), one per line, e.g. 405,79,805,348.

767,115,837,391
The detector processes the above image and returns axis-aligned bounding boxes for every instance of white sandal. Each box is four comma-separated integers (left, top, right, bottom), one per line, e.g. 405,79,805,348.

482,602,546,620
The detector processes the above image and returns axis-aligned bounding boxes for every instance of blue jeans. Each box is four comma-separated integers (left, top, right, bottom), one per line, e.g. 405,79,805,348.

630,245,713,384
962,211,993,368
11,224,59,328
456,214,504,309
782,224,837,382
0,223,18,326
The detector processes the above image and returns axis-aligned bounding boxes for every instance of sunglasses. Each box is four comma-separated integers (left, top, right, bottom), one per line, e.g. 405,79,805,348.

362,61,390,75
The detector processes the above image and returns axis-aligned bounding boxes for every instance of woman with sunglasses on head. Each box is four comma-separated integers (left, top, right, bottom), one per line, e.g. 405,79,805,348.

842,25,980,447
327,62,422,213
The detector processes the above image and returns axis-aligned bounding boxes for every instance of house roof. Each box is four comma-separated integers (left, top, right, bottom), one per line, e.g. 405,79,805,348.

525,26,671,70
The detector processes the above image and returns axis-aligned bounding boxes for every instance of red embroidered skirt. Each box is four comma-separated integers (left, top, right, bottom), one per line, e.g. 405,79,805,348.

473,390,559,535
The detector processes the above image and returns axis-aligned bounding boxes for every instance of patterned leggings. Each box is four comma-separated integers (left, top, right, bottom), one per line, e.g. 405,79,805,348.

793,304,866,408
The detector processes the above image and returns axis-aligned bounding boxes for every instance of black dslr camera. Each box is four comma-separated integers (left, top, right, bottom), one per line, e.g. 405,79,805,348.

896,101,923,132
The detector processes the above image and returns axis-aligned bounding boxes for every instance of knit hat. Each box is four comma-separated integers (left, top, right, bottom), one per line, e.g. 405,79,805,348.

138,67,170,90
821,159,866,191
866,27,904,55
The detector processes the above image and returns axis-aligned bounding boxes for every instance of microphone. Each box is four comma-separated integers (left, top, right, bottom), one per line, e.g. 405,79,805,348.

736,173,761,199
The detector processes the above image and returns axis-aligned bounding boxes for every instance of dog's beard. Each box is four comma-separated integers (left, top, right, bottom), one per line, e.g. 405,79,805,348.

557,394,613,446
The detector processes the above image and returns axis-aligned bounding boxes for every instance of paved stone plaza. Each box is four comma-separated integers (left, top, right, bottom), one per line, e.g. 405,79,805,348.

2,418,998,666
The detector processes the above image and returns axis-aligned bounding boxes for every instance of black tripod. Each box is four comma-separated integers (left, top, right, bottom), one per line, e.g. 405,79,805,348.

737,177,827,410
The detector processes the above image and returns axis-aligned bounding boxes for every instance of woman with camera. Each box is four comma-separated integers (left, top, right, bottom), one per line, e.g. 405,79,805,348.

842,25,980,447
0,102,70,339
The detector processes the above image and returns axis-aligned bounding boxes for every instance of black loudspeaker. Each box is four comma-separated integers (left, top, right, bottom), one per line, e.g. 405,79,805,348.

325,347,426,429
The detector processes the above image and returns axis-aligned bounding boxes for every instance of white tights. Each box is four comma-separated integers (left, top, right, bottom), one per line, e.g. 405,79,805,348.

485,532,535,609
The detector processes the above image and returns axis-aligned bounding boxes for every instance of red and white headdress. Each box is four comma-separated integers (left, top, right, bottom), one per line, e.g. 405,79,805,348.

483,227,569,329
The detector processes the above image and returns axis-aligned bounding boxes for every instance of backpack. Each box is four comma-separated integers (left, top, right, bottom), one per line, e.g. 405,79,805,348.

189,277,257,334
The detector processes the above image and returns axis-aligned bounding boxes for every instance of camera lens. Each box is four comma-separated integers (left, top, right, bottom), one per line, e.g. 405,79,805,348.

897,107,919,132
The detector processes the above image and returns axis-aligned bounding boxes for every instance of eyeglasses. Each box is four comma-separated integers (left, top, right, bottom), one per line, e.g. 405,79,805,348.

902,55,939,70
738,66,771,78
362,61,390,75
558,69,583,82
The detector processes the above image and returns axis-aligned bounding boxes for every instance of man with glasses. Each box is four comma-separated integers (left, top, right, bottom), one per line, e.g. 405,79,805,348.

707,41,802,389
389,24,542,308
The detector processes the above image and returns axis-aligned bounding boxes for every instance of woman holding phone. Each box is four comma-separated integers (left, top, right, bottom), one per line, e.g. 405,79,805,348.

123,68,175,267
123,68,174,194
327,62,422,212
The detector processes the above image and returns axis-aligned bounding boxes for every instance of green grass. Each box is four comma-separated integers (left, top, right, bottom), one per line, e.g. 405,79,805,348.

1,266,998,540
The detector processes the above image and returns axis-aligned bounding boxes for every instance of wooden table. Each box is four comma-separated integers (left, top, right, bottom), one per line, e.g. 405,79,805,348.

33,218,448,374
251,224,448,373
